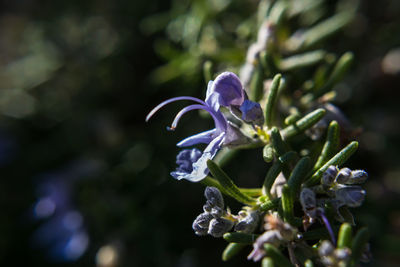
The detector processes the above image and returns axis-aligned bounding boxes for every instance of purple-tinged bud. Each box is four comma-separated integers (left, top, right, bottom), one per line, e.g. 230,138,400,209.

203,203,212,213
211,207,223,218
234,210,260,234
346,170,368,185
239,99,264,126
207,217,234,238
300,188,317,218
192,212,213,236
335,186,366,207
192,222,208,236
204,186,224,208
335,167,352,184
322,166,338,186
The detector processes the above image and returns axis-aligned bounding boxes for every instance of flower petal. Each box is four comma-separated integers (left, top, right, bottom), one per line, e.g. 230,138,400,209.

176,129,216,147
171,132,225,182
208,72,245,107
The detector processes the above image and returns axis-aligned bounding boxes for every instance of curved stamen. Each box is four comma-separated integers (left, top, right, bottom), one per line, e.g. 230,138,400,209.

170,104,227,131
145,96,206,122
318,209,336,245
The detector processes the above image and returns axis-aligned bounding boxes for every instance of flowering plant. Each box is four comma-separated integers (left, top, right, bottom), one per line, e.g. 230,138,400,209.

147,1,370,266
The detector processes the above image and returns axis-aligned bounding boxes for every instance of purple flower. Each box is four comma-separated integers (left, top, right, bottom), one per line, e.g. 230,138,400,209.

146,72,252,182
205,72,245,109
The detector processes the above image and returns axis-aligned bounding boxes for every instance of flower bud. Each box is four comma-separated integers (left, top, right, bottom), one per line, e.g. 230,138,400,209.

347,169,368,184
203,203,212,213
335,167,352,184
300,188,317,218
207,217,234,238
192,212,213,236
234,210,260,233
211,206,224,218
204,186,224,208
322,166,338,186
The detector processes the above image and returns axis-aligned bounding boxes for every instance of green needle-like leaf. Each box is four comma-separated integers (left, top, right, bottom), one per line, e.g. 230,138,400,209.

284,113,301,125
281,184,294,224
288,157,311,196
259,198,280,211
263,144,275,163
304,141,358,187
350,227,369,265
214,147,239,167
207,160,256,205
314,52,354,99
200,176,230,196
278,151,297,164
337,223,352,249
262,257,275,267
240,188,263,197
264,244,294,267
223,232,259,244
250,60,265,102
281,109,326,140
262,160,283,197
271,127,287,157
314,121,340,171
265,74,282,128
222,243,247,261
279,50,326,71
287,11,354,52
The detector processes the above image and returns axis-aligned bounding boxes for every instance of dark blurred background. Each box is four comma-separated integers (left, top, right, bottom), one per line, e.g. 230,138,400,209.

0,0,399,266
